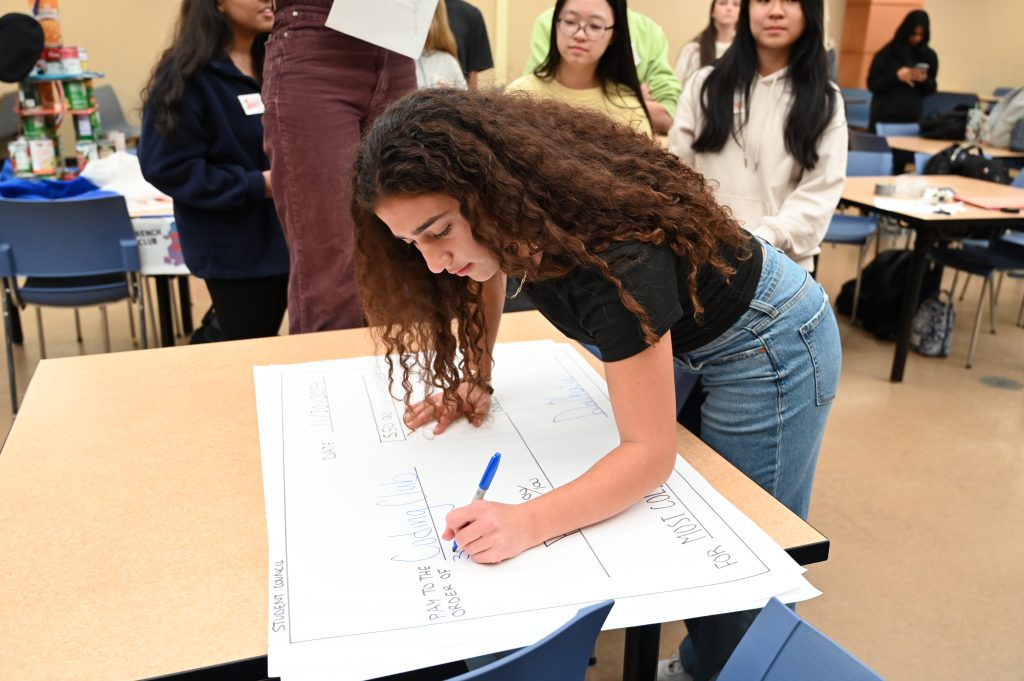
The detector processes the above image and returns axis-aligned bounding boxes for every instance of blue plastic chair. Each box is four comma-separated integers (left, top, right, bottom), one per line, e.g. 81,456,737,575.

718,598,883,681
921,91,979,119
928,234,1024,367
824,151,892,323
92,84,141,140
450,600,613,680
874,122,921,137
0,195,146,414
841,87,872,130
1,91,19,142
848,131,890,152
914,152,931,175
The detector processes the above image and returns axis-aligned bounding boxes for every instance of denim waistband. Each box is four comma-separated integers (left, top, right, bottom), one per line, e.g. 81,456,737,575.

681,239,814,359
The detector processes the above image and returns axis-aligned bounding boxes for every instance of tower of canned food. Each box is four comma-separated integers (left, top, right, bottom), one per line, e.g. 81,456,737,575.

7,0,106,178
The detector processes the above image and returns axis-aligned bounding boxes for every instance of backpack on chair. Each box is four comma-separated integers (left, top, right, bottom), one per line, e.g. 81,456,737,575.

982,86,1024,149
922,143,1011,184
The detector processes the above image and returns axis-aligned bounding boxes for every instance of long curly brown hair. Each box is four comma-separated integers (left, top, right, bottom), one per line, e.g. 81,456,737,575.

351,89,749,410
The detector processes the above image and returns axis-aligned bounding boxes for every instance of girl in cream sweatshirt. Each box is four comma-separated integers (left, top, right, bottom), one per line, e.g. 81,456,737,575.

668,0,847,273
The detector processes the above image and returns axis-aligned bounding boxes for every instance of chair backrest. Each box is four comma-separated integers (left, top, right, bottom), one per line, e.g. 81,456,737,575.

92,84,141,138
451,600,614,681
874,122,920,137
914,152,931,175
1013,171,1024,189
841,88,872,130
847,150,892,177
848,131,890,152
921,91,979,119
993,87,1012,98
0,195,140,278
718,598,883,681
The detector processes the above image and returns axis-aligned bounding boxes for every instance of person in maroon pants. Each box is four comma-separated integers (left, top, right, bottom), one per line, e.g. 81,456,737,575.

262,0,417,332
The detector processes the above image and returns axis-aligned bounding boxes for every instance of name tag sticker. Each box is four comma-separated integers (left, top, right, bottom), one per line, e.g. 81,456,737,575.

238,93,265,115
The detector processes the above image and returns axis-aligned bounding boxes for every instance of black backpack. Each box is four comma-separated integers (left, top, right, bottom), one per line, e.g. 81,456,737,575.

922,143,1012,184
835,250,941,341
920,107,968,140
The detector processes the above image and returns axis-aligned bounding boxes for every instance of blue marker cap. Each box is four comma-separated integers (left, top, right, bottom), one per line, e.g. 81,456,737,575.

478,452,501,491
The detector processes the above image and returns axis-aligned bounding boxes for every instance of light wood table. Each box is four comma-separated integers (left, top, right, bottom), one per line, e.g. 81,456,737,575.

841,175,1024,382
886,135,1024,159
0,312,828,681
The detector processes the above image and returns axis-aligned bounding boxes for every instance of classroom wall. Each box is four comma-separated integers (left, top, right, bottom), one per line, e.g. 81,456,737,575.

2,0,1020,144
0,0,180,153
923,0,1024,96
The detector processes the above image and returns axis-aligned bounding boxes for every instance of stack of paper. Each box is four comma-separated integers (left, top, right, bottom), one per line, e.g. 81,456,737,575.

254,341,818,680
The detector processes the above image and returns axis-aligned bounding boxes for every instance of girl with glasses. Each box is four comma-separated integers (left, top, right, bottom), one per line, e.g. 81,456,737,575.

351,89,840,680
506,0,652,137
668,0,846,276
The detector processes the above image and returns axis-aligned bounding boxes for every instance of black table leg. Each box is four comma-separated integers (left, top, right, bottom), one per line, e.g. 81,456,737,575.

154,276,174,348
891,232,931,382
177,276,193,335
623,623,661,681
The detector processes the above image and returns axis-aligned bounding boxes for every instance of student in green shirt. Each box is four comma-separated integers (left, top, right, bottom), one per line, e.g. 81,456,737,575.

524,4,680,133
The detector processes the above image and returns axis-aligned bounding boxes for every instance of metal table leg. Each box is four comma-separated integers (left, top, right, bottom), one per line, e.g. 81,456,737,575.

177,276,193,336
154,276,174,348
890,233,931,382
623,623,661,681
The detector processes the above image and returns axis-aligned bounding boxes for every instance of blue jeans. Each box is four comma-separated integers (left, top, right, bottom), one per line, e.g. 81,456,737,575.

675,242,841,680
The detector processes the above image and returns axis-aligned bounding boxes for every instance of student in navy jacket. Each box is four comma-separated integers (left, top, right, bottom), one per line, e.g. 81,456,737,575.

140,0,288,341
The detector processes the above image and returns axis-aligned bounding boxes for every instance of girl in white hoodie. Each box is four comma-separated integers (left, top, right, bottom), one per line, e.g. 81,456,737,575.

668,0,847,274
662,3,845,680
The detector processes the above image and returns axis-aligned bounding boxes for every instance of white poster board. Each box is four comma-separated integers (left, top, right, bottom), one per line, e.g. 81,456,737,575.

325,0,438,59
255,342,818,680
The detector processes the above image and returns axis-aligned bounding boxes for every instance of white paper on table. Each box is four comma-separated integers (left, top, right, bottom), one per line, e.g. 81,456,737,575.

873,197,966,216
325,0,439,59
255,342,818,681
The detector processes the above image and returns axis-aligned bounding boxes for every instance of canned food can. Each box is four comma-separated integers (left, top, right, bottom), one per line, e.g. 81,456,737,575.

22,114,47,137
28,138,57,175
31,0,61,20
76,140,98,169
61,46,82,75
63,80,90,110
39,17,62,48
8,138,32,176
89,108,103,138
17,82,39,110
78,47,90,73
74,113,95,140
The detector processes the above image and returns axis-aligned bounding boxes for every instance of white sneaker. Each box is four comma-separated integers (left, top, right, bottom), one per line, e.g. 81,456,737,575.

656,653,693,681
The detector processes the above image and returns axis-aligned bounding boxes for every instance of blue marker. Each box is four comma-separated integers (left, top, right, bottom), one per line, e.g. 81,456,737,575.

452,452,502,553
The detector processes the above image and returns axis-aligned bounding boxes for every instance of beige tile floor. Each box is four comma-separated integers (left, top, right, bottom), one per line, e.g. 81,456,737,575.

1,243,1022,681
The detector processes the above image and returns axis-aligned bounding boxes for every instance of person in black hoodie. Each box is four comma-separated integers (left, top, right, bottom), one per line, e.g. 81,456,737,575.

140,0,288,342
867,9,938,130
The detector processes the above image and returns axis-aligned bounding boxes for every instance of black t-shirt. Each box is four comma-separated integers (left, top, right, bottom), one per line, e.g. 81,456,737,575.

518,237,762,362
445,0,493,76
